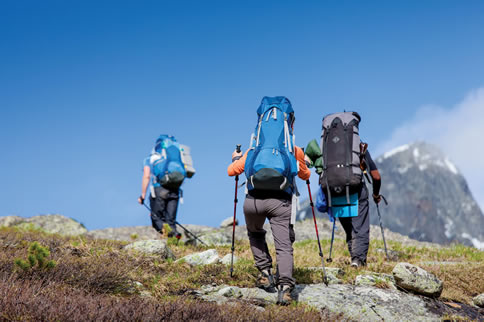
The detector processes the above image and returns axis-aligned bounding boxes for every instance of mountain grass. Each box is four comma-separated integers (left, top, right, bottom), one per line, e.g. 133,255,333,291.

0,225,482,320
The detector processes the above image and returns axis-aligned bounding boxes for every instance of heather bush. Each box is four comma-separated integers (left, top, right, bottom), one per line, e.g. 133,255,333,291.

0,277,333,321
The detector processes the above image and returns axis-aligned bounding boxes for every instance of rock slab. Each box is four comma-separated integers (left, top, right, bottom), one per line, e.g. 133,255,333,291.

355,272,397,289
197,283,440,321
124,240,175,260
220,216,238,228
473,293,484,308
178,249,220,266
0,214,87,236
392,262,443,297
220,254,238,265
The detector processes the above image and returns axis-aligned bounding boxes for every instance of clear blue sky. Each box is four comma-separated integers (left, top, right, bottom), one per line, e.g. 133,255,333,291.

1,1,483,229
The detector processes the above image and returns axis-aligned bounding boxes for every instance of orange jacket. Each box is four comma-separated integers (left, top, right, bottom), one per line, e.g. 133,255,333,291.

227,146,311,181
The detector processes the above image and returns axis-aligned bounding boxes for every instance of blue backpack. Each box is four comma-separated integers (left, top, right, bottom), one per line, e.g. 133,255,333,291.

244,96,298,194
151,135,186,190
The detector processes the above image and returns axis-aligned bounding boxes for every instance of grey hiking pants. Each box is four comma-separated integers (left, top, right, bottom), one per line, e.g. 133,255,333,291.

243,195,295,287
339,184,370,263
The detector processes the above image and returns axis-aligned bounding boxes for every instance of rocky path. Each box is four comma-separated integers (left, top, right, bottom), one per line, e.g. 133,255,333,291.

196,283,441,321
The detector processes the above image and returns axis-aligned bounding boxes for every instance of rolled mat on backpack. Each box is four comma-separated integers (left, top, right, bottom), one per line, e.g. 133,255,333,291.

305,139,322,164
330,194,358,217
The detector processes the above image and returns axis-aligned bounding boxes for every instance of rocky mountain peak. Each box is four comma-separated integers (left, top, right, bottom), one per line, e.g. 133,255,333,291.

376,141,460,176
297,141,484,249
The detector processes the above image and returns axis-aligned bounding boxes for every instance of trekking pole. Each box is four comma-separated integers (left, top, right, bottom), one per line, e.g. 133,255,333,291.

327,219,335,263
375,195,389,260
230,144,241,278
175,221,208,246
306,180,329,285
142,202,207,246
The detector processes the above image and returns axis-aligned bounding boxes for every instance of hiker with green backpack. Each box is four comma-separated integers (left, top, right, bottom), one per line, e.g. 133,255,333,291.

227,96,311,305
306,112,382,267
138,135,195,238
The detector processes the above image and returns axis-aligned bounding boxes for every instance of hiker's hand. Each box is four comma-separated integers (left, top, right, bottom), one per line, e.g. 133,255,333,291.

232,150,243,162
373,194,382,204
304,154,313,168
138,195,144,205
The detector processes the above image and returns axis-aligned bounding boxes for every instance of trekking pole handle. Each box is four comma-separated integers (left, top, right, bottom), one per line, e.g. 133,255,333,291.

236,144,241,153
381,195,388,206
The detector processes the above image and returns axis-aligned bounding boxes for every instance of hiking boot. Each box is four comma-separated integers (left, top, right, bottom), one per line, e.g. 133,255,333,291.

277,285,294,306
256,269,276,293
350,258,367,268
167,231,180,238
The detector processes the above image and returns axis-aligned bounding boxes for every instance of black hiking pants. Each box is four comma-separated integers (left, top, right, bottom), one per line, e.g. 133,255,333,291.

339,184,370,264
149,186,179,235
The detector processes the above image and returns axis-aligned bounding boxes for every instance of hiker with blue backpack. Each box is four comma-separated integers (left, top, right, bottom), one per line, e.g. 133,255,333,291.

227,96,311,305
138,135,195,238
306,112,382,267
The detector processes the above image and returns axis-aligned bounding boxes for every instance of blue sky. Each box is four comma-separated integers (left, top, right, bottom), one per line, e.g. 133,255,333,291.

1,1,483,229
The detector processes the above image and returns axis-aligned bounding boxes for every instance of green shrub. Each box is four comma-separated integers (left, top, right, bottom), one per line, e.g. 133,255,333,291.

14,241,56,271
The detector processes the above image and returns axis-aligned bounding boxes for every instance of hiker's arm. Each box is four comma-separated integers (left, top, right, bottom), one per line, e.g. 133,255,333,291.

227,150,248,176
371,169,381,200
139,165,150,204
295,146,311,180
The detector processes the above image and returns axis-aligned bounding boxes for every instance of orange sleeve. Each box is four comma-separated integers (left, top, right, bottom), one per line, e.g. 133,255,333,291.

227,150,249,177
295,146,311,180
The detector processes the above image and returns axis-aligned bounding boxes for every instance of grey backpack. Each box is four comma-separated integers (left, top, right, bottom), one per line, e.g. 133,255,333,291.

319,112,362,206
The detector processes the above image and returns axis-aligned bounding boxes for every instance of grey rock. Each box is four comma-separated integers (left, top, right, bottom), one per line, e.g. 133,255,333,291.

220,254,238,265
355,272,397,289
124,240,175,260
473,293,484,308
87,226,160,241
198,283,440,321
87,224,213,243
217,286,243,298
0,216,23,227
199,230,232,246
220,216,238,228
392,262,443,297
177,249,220,266
0,214,87,236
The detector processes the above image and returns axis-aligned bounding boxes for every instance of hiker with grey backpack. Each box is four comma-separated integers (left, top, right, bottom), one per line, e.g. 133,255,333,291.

138,135,195,238
306,112,383,267
227,96,311,305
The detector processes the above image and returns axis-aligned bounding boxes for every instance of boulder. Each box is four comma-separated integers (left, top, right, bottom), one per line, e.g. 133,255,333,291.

392,262,443,297
220,216,238,228
473,293,484,308
0,216,23,227
220,254,238,265
177,249,220,266
0,214,87,236
124,240,175,260
217,286,243,298
26,215,87,236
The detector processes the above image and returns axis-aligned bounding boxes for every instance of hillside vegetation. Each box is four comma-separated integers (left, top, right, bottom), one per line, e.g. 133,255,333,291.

0,226,483,320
